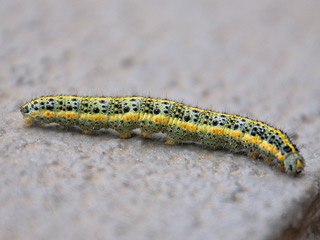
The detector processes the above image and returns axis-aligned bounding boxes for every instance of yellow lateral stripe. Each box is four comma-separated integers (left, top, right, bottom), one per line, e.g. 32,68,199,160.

243,135,262,144
260,141,278,154
276,153,285,160
177,122,197,131
43,111,55,117
31,96,294,152
55,112,79,119
231,131,243,138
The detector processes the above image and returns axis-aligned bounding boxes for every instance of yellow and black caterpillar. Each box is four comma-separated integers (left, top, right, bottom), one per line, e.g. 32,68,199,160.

20,96,305,175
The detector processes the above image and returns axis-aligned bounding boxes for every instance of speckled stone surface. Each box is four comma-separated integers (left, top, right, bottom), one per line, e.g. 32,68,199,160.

1,1,320,239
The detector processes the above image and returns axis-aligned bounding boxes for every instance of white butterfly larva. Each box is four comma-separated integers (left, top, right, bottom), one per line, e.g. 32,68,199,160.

20,95,305,176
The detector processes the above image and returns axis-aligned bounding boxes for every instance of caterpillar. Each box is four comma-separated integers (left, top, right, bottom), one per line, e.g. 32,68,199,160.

20,96,305,175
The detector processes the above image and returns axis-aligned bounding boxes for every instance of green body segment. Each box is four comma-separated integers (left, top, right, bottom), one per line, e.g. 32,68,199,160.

20,96,305,175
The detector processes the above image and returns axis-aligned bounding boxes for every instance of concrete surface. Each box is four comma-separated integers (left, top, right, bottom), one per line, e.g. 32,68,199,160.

1,0,320,239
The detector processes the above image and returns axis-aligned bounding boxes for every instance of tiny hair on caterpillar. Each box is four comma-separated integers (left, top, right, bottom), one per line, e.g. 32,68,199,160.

20,95,305,176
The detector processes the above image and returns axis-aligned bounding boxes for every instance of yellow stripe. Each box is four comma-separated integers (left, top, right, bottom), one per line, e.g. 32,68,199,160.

276,153,285,160
55,112,79,119
260,141,278,154
243,135,262,144
43,111,55,117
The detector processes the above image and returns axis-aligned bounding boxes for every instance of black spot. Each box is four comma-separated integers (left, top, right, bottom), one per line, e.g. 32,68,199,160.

49,98,54,102
83,103,88,107
99,100,106,104
192,110,199,113
251,127,258,136
124,107,130,113
133,108,138,112
59,101,63,105
205,115,209,119
67,106,73,111
175,114,179,118
24,108,29,113
154,109,160,115
234,124,239,130
164,110,169,114
184,115,191,122
212,120,218,126
40,102,45,105
115,111,119,114
93,108,100,113
283,145,292,153
47,105,54,111
34,107,39,111
102,110,107,113
72,98,77,101
34,101,38,104
130,99,136,102
268,135,275,144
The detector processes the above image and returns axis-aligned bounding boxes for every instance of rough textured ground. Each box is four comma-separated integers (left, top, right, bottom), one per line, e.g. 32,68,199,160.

1,0,320,240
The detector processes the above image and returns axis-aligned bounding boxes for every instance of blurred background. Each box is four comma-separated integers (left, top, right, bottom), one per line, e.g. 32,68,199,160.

1,0,320,239
1,0,319,122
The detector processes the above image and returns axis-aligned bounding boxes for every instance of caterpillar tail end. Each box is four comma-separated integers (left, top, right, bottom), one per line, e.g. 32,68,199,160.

283,153,305,176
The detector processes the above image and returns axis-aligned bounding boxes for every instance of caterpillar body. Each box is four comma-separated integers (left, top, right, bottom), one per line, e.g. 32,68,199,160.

20,96,305,175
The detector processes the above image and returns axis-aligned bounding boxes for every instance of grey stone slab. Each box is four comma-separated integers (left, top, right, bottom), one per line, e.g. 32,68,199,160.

0,0,320,239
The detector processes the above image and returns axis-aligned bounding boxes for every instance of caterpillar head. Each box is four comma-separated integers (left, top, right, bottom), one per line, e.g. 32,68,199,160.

284,153,305,176
20,102,35,124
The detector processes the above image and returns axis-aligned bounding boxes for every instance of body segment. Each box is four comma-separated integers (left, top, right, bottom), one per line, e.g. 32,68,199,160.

20,96,305,175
